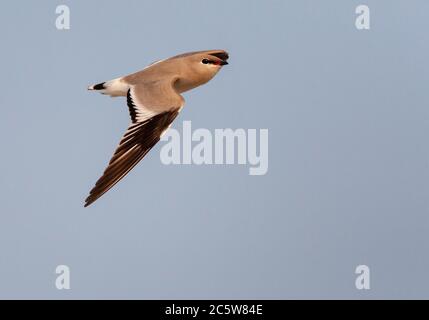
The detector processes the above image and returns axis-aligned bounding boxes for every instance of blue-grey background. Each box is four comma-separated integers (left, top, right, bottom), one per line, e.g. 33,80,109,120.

0,0,428,299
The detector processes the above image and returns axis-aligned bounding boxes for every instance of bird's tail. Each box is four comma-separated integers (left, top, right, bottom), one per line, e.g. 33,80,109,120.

88,82,106,91
87,78,128,97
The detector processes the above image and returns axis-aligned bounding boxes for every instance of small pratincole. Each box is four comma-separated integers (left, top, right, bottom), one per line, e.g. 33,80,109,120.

84,50,229,207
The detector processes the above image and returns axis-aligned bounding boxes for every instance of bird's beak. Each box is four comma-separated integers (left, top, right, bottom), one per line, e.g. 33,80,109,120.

209,51,229,66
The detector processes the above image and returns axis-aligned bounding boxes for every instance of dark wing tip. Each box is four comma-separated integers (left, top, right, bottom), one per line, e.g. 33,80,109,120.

83,109,180,207
84,193,96,207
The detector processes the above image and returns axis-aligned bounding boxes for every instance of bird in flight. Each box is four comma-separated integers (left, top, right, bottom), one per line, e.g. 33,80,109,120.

84,50,229,207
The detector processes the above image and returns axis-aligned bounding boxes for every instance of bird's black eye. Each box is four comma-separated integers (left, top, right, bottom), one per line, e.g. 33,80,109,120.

202,59,210,64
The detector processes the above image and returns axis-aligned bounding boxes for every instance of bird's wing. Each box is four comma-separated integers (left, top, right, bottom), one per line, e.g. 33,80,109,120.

84,79,184,207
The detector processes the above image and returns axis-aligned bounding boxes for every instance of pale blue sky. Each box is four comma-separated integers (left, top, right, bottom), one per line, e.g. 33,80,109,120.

0,0,428,299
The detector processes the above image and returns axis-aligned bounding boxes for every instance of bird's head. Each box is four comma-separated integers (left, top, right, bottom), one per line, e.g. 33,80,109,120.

172,50,229,92
192,50,229,74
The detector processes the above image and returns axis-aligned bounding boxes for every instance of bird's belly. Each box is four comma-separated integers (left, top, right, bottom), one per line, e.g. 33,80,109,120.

174,78,208,94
